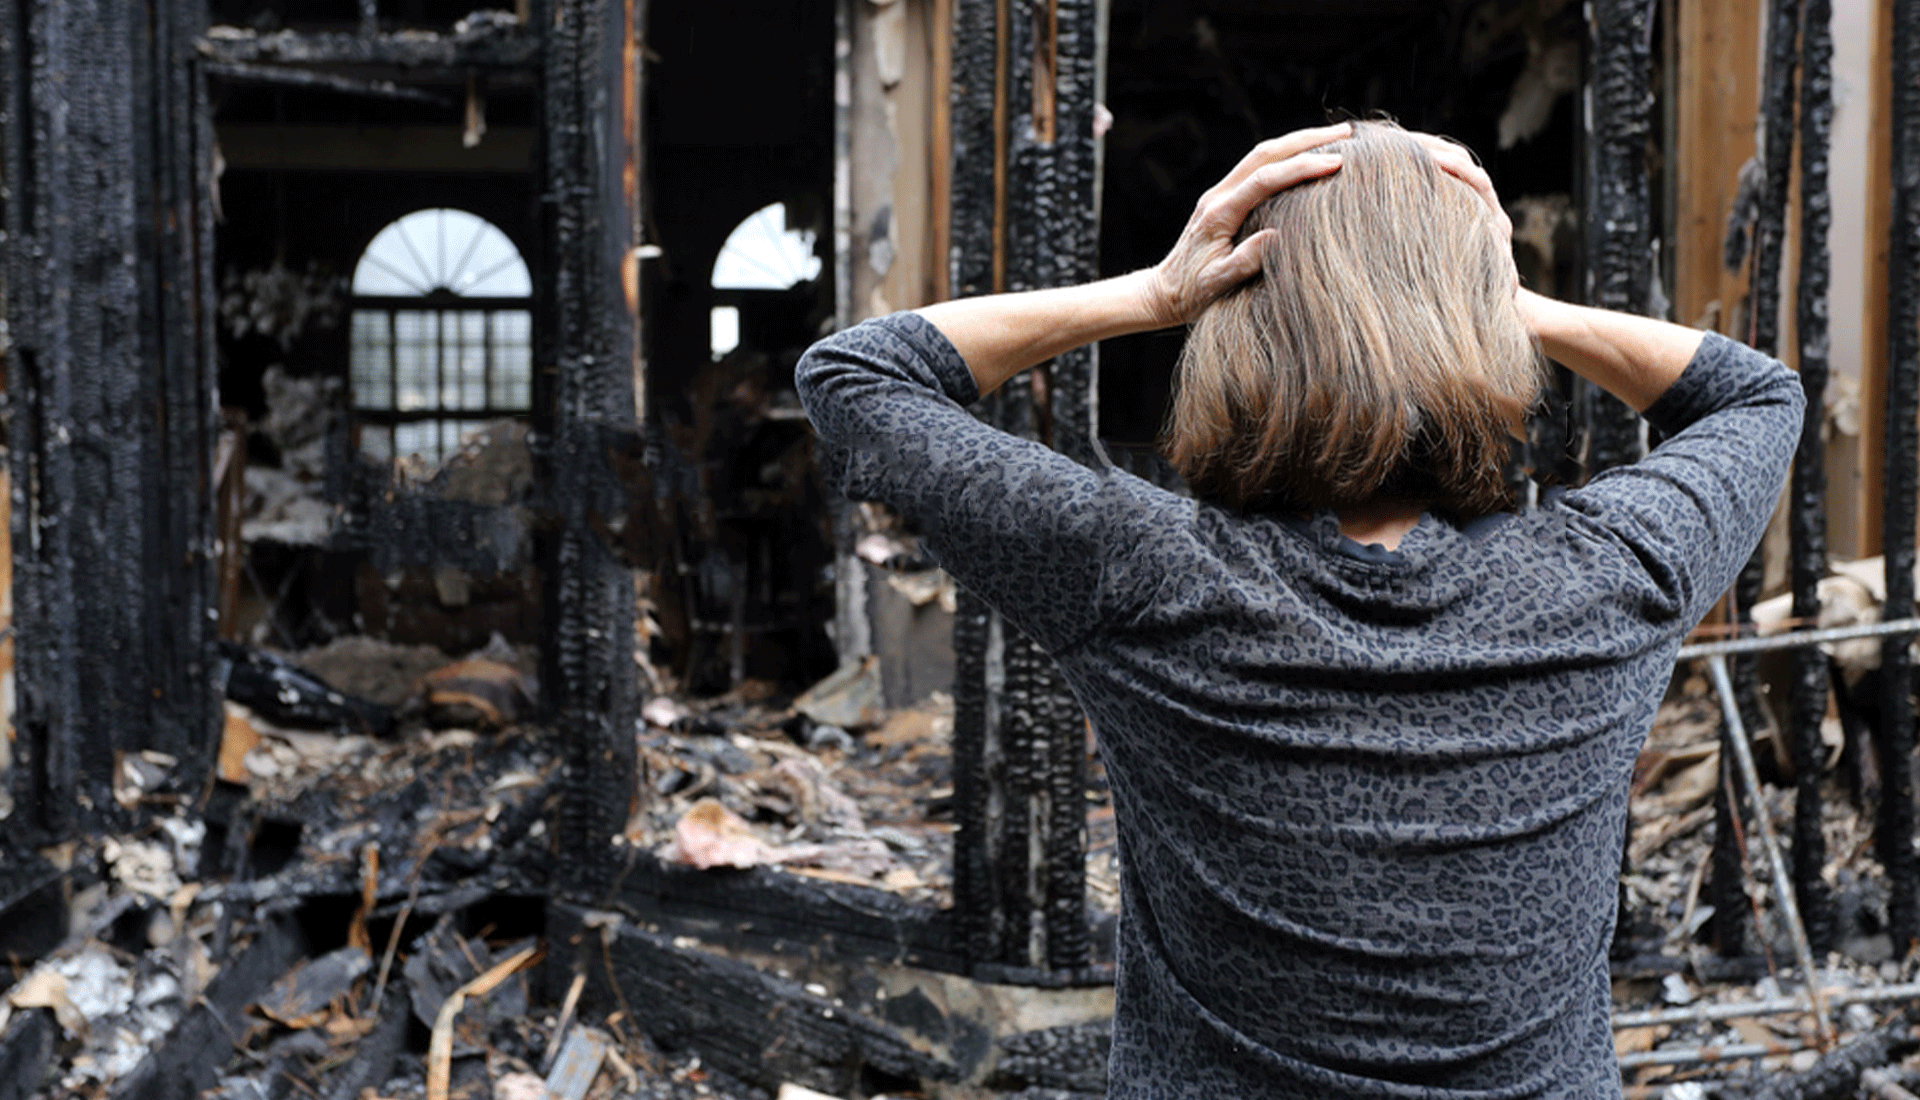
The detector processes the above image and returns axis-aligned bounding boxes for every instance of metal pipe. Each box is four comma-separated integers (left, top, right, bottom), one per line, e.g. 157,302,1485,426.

1675,616,1920,660
1616,1039,1804,1069
1613,980,1920,1030
1705,653,1836,1048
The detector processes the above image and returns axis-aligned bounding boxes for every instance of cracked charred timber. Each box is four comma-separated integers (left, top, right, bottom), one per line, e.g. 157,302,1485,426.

1581,0,1651,476
1880,0,1920,956
1789,0,1837,958
1585,0,1660,958
1711,0,1800,959
535,0,644,896
0,0,221,840
949,0,1104,981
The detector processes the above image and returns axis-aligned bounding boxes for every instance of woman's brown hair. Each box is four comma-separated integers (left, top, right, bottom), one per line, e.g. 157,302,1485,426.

1163,121,1542,518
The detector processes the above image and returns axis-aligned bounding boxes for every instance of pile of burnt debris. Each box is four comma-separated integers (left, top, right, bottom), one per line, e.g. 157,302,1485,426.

21,576,1920,1097
0,633,1116,1100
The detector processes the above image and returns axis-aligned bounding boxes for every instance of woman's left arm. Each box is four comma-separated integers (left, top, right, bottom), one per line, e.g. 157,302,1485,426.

916,123,1350,394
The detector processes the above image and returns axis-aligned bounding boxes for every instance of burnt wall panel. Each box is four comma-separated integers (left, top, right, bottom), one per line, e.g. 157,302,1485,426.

1,0,219,838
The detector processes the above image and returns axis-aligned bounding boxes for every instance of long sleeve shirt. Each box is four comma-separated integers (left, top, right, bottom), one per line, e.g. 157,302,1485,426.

796,312,1804,1099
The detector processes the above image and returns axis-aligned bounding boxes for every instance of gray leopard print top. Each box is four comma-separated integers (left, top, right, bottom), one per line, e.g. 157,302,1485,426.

796,312,1802,1099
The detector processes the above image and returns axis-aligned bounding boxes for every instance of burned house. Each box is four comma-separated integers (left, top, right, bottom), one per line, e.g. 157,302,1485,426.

1,0,1919,1096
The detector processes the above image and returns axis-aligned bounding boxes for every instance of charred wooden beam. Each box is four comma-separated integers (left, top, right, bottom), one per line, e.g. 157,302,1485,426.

1879,0,1920,956
947,0,1101,979
1714,0,1801,956
606,848,967,974
198,26,541,73
1,0,221,839
1580,0,1654,474
205,58,458,105
0,1009,56,1100
550,902,964,1096
1789,0,1837,958
107,914,309,1100
534,0,643,897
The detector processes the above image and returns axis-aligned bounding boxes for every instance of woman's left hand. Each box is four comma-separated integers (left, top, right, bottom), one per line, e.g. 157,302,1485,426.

1142,122,1350,328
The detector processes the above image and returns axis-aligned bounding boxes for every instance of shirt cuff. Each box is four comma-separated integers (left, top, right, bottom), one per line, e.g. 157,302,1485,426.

1640,331,1774,438
881,310,982,407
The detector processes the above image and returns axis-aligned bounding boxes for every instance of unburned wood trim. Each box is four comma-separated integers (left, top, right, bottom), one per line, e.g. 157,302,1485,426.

933,0,954,301
1860,0,1895,556
1672,0,1761,334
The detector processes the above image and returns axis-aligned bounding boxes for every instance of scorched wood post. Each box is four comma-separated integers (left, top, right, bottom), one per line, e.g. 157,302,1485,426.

0,0,221,840
1709,0,1800,959
1586,0,1657,954
534,0,645,897
947,0,1103,981
1880,0,1920,956
1789,0,1837,959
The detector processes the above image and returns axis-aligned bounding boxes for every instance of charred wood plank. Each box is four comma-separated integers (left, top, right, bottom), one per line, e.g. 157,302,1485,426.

1879,0,1920,955
550,902,962,1096
1789,0,1837,957
0,1009,57,1100
204,59,458,105
108,914,309,1100
606,848,965,973
197,27,541,72
1739,1018,1920,1100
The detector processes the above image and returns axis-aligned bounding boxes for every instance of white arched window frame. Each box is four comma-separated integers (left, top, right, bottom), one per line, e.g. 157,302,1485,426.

709,202,821,359
349,208,534,465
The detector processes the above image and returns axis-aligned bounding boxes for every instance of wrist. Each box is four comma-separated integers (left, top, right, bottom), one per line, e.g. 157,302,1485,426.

1125,266,1183,331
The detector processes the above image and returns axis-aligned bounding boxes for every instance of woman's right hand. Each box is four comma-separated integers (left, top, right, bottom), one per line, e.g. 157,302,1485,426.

1142,123,1350,328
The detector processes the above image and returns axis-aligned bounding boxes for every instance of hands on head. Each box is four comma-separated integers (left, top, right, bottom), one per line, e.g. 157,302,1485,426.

1146,121,1524,328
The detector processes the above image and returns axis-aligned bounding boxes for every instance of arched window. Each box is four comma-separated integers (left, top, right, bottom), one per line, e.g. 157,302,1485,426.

709,202,821,358
349,208,533,464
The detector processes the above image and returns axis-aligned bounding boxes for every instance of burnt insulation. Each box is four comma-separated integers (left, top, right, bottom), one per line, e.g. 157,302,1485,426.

948,0,1102,978
1789,0,1836,957
0,0,221,838
1879,0,1920,955
1579,0,1652,474
536,0,643,897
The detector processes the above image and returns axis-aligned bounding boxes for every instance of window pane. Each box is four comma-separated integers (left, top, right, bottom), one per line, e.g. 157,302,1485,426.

351,310,393,410
360,424,393,461
492,310,532,410
394,422,433,463
395,310,435,412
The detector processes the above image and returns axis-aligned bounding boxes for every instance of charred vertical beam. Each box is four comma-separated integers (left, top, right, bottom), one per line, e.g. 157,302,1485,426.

1878,0,1920,955
1712,0,1799,956
1788,0,1836,957
949,0,1100,977
1581,0,1653,473
537,0,642,897
0,0,219,839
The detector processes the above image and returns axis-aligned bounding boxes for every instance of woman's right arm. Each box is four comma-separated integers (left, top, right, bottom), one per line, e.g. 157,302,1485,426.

1515,290,1705,413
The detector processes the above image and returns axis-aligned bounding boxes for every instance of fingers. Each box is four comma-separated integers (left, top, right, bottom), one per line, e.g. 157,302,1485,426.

1410,132,1512,236
1210,122,1352,196
1221,228,1278,284
1208,152,1342,231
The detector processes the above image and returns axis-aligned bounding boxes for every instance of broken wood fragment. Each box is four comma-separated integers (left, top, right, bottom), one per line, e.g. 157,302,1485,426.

425,944,541,1100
